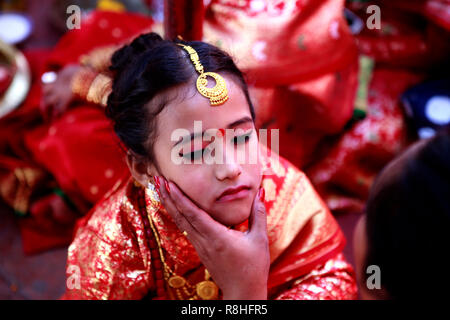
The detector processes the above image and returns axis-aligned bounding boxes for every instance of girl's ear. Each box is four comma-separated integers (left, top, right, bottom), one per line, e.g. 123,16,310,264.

126,151,158,187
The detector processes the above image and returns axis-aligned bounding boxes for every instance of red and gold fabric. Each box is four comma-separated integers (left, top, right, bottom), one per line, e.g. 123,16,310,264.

0,11,154,254
201,0,359,168
306,69,424,213
62,147,357,300
0,3,361,253
204,0,357,86
304,1,450,213
347,1,450,70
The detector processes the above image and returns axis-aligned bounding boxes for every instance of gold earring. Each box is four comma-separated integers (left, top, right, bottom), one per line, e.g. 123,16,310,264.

146,177,161,206
133,179,143,188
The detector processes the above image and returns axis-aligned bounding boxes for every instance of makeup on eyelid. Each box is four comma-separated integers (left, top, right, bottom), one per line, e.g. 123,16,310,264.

178,127,254,157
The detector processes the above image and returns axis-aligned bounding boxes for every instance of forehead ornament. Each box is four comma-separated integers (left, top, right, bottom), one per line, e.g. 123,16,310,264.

176,41,229,106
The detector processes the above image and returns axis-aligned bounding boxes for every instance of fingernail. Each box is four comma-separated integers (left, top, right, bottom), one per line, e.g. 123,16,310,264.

258,187,265,202
164,179,171,194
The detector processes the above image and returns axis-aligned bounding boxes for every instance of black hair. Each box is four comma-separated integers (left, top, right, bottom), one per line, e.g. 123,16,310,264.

105,32,255,163
364,132,450,299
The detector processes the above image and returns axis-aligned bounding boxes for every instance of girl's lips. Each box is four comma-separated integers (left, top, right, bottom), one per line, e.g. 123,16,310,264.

216,186,251,202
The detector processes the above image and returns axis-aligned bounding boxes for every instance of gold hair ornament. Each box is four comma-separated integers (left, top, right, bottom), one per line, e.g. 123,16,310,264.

176,42,229,106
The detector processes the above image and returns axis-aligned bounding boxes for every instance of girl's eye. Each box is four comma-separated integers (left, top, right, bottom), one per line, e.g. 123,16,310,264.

232,130,252,145
179,130,252,162
180,149,205,161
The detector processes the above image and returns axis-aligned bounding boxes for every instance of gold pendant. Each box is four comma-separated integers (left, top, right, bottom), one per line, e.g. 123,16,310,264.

176,43,229,106
196,280,219,300
196,72,229,106
168,275,186,289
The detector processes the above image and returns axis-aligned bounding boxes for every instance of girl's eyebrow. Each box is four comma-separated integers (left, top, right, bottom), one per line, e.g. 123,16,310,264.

173,116,253,147
227,116,253,129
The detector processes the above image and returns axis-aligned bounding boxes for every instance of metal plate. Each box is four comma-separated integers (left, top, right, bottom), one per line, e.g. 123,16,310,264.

0,39,31,119
0,13,32,45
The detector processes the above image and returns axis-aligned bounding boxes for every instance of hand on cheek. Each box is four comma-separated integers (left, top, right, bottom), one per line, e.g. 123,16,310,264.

155,176,269,300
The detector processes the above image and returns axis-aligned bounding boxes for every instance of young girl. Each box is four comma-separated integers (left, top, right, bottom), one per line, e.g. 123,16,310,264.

63,32,357,300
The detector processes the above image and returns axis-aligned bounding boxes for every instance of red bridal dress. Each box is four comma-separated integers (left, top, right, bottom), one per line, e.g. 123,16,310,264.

62,145,357,300
0,1,359,254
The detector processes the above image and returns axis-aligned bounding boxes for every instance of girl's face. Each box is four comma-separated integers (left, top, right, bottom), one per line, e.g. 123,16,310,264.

150,75,262,227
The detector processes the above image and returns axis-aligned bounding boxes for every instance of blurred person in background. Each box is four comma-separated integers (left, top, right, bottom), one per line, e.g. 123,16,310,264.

353,131,450,299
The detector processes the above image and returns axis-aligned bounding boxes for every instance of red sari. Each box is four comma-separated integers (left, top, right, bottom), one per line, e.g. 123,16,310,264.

63,146,357,300
0,11,154,254
1,0,381,257
0,2,358,253
305,0,450,213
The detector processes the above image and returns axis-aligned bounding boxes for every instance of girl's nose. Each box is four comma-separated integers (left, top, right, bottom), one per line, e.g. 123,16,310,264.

214,147,242,181
215,161,242,181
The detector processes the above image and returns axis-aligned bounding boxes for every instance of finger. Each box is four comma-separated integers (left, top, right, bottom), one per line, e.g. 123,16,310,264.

45,95,61,121
248,187,268,237
42,83,53,96
53,99,68,119
40,97,55,122
157,178,201,244
52,102,62,119
166,179,227,238
42,91,58,106
39,100,48,121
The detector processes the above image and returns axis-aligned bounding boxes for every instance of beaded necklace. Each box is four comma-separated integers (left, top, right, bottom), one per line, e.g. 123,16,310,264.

138,184,219,300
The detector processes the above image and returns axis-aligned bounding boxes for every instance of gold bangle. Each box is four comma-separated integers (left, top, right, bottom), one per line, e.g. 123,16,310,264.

79,45,118,72
71,68,97,99
86,73,113,107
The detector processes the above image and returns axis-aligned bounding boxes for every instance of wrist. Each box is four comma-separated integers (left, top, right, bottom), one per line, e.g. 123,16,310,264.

71,67,97,100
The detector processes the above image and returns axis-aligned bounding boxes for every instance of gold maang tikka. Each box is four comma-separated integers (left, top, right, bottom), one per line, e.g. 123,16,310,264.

176,41,229,106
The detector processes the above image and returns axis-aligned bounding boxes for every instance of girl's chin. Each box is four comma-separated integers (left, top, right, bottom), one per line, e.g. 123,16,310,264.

211,208,251,227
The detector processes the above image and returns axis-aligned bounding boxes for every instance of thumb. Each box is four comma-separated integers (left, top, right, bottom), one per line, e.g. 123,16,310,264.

248,187,267,236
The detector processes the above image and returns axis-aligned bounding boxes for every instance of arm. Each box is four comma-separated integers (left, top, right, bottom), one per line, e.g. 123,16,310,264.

79,45,119,73
70,44,118,105
41,45,116,120
70,66,112,107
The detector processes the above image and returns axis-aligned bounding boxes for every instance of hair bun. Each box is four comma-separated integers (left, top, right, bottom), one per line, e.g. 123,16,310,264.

110,32,163,73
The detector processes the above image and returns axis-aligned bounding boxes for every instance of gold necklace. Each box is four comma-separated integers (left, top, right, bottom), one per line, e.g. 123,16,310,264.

146,206,219,300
